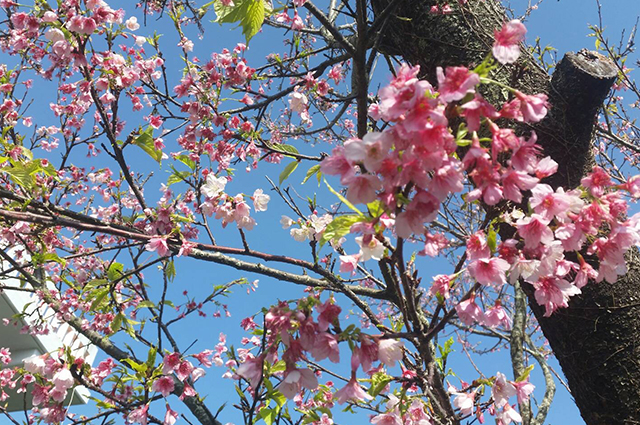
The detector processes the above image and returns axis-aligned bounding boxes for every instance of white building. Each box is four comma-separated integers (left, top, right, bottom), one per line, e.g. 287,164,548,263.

0,255,97,412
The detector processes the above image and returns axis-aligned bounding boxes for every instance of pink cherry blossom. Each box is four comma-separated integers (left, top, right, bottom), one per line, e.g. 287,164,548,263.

152,376,175,397
492,372,516,408
451,390,476,416
164,405,179,425
146,237,170,257
510,380,535,404
346,174,381,204
162,353,181,375
516,214,554,249
378,339,404,368
456,296,483,326
436,66,480,102
533,276,581,316
492,20,527,64
236,355,264,388
484,303,512,329
468,257,510,287
127,404,149,425
514,91,549,122
334,374,373,404
429,274,452,299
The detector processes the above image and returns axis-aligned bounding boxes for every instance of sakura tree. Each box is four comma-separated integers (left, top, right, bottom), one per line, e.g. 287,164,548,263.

0,1,638,425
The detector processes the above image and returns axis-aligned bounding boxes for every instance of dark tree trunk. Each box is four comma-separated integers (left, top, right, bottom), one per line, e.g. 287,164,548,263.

371,1,640,423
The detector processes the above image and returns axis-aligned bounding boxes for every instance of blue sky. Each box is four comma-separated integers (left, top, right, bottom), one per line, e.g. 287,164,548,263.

2,0,639,424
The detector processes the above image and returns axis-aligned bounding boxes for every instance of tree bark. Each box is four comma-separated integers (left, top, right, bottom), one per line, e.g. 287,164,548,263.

371,1,640,423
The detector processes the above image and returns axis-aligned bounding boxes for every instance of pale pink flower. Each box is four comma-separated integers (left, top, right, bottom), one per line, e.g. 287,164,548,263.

460,96,499,131
316,298,342,331
501,169,538,203
378,339,404,367
581,166,612,197
43,11,58,22
162,352,181,375
201,174,227,198
466,231,490,261
395,191,439,238
492,20,526,64
252,189,270,211
468,257,510,287
429,274,452,299
67,16,97,35
534,156,558,179
344,132,391,172
533,276,581,316
456,297,483,326
429,156,464,200
355,235,386,261
510,380,535,404
310,332,340,363
52,367,74,391
125,16,140,31
339,254,360,275
452,390,475,416
334,375,373,404
31,384,49,406
351,336,378,372
514,91,548,122
530,184,576,220
436,66,480,103
484,303,512,329
164,405,179,425
236,355,263,388
498,404,523,424
221,0,235,5
127,405,149,425
492,372,516,408
320,147,356,184
516,214,553,249
346,174,381,204
23,354,46,375
278,367,318,399
422,232,450,257
371,410,403,425
436,66,480,102
152,376,175,397
146,237,170,257
289,91,308,113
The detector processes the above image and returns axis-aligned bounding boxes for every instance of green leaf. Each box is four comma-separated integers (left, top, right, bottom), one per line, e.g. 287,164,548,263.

137,300,156,309
487,227,497,253
259,408,276,425
166,260,176,282
107,262,124,281
167,170,191,185
368,372,393,397
2,162,34,190
516,364,535,382
275,144,299,156
320,215,361,247
302,164,321,184
214,0,270,43
242,0,265,42
146,346,157,370
90,288,110,311
122,358,147,374
324,179,363,216
110,312,124,333
133,127,162,163
279,160,299,185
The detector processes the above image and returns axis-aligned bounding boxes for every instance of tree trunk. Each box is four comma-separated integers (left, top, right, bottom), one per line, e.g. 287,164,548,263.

371,1,640,423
